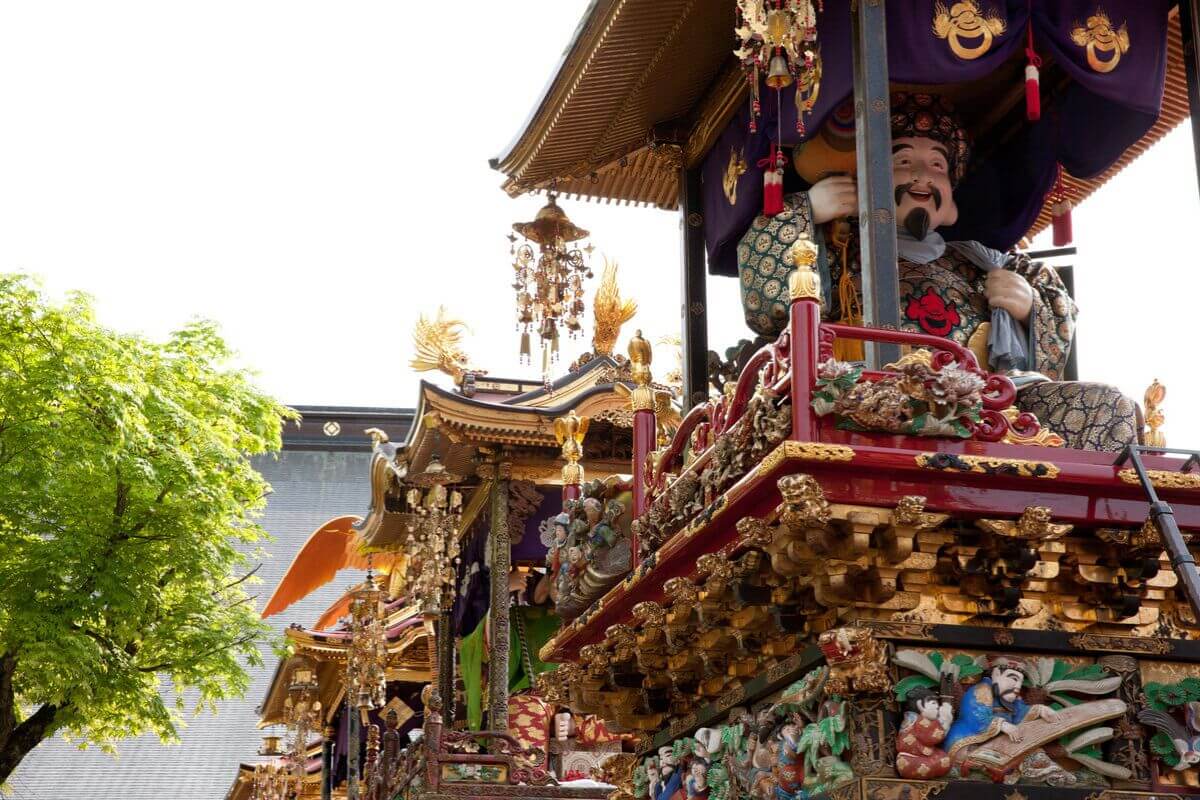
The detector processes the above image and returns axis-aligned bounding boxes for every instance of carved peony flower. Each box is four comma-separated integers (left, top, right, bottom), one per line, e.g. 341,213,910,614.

818,358,857,381
927,364,985,409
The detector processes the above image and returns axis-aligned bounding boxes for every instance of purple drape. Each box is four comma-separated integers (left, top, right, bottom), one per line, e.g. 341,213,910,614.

704,0,1170,276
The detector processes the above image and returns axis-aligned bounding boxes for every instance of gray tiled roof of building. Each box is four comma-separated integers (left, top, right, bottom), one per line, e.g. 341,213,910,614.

10,449,373,800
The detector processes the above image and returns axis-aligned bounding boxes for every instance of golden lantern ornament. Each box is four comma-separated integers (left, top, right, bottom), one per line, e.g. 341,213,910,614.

734,0,823,134
508,193,594,370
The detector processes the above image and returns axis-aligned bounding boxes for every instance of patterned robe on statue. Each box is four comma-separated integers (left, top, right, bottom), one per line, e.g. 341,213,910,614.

944,678,1030,764
896,714,952,779
737,193,1139,451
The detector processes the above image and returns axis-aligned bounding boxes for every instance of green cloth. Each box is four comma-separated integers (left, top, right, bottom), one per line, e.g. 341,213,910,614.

508,606,561,693
458,617,486,730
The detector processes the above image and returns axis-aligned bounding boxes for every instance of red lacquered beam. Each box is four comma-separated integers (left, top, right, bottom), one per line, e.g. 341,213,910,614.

823,321,981,370
789,252,822,442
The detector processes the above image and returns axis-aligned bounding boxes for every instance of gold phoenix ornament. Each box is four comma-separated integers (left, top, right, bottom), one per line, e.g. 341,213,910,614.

410,306,479,387
509,193,594,368
591,258,637,357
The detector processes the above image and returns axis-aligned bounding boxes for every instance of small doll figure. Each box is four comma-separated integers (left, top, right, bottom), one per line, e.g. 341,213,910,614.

896,687,953,779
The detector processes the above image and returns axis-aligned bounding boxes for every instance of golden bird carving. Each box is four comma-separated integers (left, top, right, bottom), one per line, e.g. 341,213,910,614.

409,306,480,385
591,258,638,356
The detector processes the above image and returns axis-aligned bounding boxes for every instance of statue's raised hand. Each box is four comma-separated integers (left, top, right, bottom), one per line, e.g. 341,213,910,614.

809,175,858,224
985,269,1034,324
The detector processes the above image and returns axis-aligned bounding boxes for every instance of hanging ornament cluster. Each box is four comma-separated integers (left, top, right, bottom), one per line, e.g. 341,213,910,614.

734,0,823,135
508,193,595,369
345,568,389,722
1025,18,1042,121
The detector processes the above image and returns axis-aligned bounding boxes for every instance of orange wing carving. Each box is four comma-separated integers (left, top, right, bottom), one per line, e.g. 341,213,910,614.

261,515,368,619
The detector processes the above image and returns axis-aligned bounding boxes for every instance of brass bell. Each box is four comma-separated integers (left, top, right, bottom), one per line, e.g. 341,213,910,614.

766,53,794,89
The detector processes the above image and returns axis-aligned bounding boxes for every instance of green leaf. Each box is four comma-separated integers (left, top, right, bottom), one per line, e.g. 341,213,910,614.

1062,664,1109,682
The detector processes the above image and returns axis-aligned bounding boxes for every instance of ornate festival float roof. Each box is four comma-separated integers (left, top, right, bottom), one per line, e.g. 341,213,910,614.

228,270,654,799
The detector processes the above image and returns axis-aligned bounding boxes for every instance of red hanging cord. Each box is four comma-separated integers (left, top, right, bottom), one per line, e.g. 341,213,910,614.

1025,8,1042,121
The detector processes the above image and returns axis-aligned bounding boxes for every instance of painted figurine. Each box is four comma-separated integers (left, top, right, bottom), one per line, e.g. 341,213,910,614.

946,658,1041,754
737,92,1138,451
685,760,710,799
896,687,953,779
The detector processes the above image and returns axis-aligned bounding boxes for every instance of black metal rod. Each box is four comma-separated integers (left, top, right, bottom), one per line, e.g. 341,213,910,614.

679,165,709,409
1179,0,1200,202
1117,445,1200,621
852,0,901,368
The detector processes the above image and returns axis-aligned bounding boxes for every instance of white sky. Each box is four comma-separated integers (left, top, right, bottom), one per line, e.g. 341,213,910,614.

2,2,1198,443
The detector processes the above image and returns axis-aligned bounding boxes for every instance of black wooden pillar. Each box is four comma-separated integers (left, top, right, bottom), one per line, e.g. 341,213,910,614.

1180,0,1200,201
852,0,901,367
679,165,709,409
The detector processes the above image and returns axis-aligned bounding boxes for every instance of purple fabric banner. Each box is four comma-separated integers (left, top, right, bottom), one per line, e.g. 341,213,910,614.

704,0,1170,276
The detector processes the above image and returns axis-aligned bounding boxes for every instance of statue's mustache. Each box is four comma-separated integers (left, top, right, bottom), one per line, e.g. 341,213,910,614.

894,181,942,210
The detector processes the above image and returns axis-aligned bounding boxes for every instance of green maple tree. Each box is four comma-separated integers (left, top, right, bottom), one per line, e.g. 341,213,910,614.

0,275,294,782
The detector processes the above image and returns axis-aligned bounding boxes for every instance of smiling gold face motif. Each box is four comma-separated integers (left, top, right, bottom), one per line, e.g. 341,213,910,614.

1071,11,1130,73
932,1,1006,60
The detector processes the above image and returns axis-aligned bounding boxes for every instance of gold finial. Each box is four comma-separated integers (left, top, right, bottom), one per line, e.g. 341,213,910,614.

409,306,479,386
364,427,389,446
554,410,590,485
1145,378,1166,447
787,234,822,302
627,330,654,412
591,258,638,356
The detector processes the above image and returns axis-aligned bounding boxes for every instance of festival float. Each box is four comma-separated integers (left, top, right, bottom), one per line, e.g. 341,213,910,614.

231,1,1200,799
491,1,1200,800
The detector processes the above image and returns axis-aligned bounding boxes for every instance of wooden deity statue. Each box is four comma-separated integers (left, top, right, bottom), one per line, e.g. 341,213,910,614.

737,92,1138,451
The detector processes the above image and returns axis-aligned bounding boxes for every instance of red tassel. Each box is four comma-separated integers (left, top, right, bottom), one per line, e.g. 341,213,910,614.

1025,63,1040,121
758,145,785,217
1050,165,1072,246
1025,19,1042,121
1051,199,1073,246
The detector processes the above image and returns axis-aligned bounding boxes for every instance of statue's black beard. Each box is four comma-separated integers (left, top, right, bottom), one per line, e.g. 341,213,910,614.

903,207,931,241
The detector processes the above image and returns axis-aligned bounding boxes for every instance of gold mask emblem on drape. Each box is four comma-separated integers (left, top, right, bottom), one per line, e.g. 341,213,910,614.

1071,10,1130,73
933,1,1007,60
723,146,748,206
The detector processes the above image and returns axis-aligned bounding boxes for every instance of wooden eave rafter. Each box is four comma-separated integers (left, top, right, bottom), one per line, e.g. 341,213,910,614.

495,2,1189,234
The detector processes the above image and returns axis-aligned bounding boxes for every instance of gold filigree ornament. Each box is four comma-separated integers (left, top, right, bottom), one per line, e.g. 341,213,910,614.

1117,469,1200,491
555,410,590,486
787,234,821,301
756,440,856,476
1001,407,1066,447
976,506,1073,541
933,1,1006,60
1071,10,1130,73
723,145,748,205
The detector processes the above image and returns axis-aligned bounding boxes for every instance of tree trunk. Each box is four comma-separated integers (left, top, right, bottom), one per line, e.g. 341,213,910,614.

0,654,63,784
0,702,60,784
